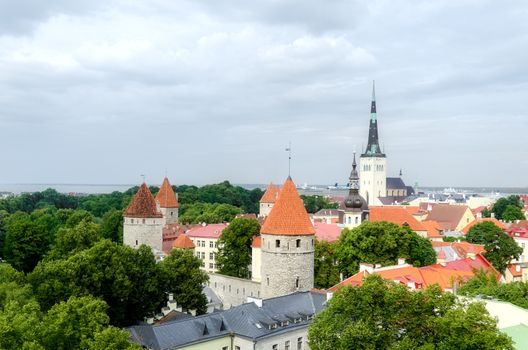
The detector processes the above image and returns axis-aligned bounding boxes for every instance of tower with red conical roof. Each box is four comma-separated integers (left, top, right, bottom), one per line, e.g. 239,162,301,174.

155,177,180,225
260,176,315,299
259,182,280,218
123,183,164,252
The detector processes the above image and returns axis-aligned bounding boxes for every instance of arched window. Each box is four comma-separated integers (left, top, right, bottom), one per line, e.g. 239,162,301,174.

347,217,351,224
355,217,359,224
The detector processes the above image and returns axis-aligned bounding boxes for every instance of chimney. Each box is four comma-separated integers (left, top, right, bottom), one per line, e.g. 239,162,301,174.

359,263,374,273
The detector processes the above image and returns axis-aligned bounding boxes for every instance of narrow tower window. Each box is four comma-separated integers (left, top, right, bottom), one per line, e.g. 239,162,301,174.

295,277,299,288
296,239,301,248
275,240,280,248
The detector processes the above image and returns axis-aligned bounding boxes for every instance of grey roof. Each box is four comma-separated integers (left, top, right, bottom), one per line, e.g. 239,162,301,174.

314,209,341,216
127,291,326,350
386,177,407,190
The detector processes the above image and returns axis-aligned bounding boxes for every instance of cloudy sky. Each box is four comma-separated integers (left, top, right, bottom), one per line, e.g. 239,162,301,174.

0,0,527,188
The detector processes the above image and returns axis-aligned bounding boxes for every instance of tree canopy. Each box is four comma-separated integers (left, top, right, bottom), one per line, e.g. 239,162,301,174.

491,195,524,220
314,240,340,289
216,218,260,279
179,202,242,224
465,221,522,273
502,204,526,222
308,275,513,350
335,221,436,277
301,195,339,214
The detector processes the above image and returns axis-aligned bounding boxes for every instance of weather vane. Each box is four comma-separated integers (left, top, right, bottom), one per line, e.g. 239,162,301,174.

285,142,292,177
140,174,146,183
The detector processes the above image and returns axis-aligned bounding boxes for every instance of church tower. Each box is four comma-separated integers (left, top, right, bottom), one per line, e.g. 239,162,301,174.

155,177,179,225
343,153,368,228
260,177,315,299
360,82,387,206
123,183,164,252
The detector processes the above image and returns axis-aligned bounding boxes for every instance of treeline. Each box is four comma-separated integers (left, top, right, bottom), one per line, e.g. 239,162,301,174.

482,194,526,221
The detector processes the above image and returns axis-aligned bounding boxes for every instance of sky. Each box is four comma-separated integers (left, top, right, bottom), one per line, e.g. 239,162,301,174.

0,0,527,188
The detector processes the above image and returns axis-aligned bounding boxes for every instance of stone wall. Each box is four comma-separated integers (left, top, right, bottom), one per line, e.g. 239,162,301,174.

208,273,261,309
260,234,314,299
123,217,163,251
160,207,179,225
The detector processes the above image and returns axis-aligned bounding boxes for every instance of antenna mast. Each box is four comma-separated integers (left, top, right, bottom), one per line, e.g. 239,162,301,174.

285,142,292,176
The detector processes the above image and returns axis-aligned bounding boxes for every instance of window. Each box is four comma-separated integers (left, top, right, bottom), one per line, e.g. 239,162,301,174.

267,277,270,286
295,277,299,288
135,240,138,246
347,217,351,224
355,217,359,224
210,241,214,248
210,252,214,260
296,239,301,248
131,219,134,224
272,345,278,350
142,219,146,224
297,337,303,350
214,242,218,248
285,340,291,350
222,347,228,350
235,347,240,350
170,211,174,217
209,263,213,269
275,240,280,248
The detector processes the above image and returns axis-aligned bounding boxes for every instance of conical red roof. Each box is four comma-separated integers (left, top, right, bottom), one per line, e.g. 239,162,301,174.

173,234,195,249
260,182,280,203
260,177,315,235
156,177,179,208
124,183,163,218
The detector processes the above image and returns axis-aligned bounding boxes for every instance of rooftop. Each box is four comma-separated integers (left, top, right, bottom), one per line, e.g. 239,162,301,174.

186,223,227,239
124,183,163,218
155,177,179,208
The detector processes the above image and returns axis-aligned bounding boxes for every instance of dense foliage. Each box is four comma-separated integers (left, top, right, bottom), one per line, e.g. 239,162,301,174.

300,195,338,214
308,275,513,350
489,195,525,220
216,218,261,279
459,270,528,309
314,240,340,289
179,203,242,224
465,221,522,273
335,221,437,277
0,263,140,350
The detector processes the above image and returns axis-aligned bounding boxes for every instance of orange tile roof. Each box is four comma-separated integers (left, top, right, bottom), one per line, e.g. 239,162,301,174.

369,206,426,232
260,182,280,203
421,220,443,238
330,258,490,293
172,234,195,249
260,177,315,236
461,218,506,234
155,177,179,208
124,183,163,218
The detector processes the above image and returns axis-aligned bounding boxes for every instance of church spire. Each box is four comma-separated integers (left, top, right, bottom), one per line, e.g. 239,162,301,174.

362,80,385,158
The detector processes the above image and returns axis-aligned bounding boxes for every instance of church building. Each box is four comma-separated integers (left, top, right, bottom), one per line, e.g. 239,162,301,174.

359,82,413,206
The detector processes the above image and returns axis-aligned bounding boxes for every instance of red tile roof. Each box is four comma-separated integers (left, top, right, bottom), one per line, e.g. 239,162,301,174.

461,218,506,234
155,177,179,208
260,183,280,203
124,183,163,218
330,253,497,293
260,177,315,236
173,234,195,249
186,223,227,239
421,220,443,238
313,222,342,243
369,206,426,232
426,204,473,231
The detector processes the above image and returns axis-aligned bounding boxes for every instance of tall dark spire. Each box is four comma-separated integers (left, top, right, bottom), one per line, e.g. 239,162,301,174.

362,81,385,158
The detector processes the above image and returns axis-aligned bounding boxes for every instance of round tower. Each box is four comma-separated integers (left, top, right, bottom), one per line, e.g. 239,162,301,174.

260,177,315,299
123,183,164,252
155,177,180,225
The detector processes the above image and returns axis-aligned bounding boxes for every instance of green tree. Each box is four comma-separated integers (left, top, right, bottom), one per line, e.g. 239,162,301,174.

301,195,338,214
179,203,242,224
217,218,260,279
3,212,52,273
29,241,162,326
46,220,102,260
86,327,141,350
502,204,526,222
466,221,522,273
492,195,524,220
308,275,513,350
0,210,8,259
65,209,94,228
335,221,436,277
156,249,208,314
314,240,340,289
100,209,123,243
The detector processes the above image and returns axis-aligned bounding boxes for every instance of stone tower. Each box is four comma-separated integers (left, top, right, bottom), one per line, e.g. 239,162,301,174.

155,177,179,225
343,152,368,228
259,182,280,218
260,177,315,299
360,81,387,206
123,183,164,252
